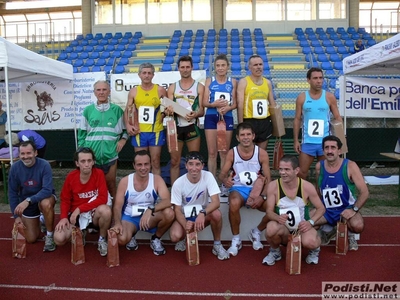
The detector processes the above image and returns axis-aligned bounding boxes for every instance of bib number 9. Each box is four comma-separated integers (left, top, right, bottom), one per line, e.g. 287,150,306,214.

280,207,301,230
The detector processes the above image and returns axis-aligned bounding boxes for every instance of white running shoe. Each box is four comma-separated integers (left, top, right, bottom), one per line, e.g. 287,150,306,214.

227,239,242,257
98,240,108,257
248,228,264,250
220,184,229,197
349,234,359,251
262,248,282,266
126,236,139,251
212,244,229,260
150,237,166,256
305,247,320,265
175,238,186,251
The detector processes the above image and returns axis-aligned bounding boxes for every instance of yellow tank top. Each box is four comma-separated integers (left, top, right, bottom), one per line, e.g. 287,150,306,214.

135,85,163,132
243,77,271,119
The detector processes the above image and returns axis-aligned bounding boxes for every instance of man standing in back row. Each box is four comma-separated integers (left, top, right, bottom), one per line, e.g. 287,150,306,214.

125,62,167,176
165,55,205,185
293,67,342,179
237,54,277,150
78,80,128,203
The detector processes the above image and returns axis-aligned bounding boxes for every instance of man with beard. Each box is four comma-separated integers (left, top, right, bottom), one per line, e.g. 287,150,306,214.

219,122,271,257
8,140,57,252
312,135,369,251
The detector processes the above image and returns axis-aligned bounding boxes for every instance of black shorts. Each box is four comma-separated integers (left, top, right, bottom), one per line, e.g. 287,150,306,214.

243,117,273,143
177,124,200,142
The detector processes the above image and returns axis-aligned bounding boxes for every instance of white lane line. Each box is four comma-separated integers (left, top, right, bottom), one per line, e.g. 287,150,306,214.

0,284,322,298
0,237,399,247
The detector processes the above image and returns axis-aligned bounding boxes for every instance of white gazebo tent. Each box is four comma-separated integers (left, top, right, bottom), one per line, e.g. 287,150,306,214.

0,37,73,160
343,33,400,76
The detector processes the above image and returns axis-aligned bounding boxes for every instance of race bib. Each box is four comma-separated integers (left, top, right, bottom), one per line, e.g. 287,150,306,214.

322,187,343,208
131,205,147,217
215,92,231,105
280,207,301,231
238,171,258,186
307,119,324,138
252,99,268,118
138,106,155,124
183,205,203,218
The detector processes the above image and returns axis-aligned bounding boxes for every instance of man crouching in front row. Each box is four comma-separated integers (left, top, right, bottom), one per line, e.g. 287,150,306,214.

111,150,174,255
263,155,325,266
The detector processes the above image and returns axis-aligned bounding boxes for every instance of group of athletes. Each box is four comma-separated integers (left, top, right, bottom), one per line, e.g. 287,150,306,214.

9,54,368,266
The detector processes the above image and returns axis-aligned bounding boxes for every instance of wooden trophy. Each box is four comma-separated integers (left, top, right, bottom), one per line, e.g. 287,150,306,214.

12,222,26,259
166,116,178,153
285,231,301,275
336,217,348,255
71,226,85,265
186,229,200,266
107,228,120,267
128,103,139,133
273,138,284,170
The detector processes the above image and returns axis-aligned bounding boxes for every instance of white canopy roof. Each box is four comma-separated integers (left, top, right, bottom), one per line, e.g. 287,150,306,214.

0,36,73,82
343,33,400,75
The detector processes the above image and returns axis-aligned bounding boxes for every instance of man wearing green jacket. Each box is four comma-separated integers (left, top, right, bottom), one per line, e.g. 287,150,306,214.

78,80,128,204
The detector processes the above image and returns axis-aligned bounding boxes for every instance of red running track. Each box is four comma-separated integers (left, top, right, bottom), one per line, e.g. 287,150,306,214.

0,213,399,300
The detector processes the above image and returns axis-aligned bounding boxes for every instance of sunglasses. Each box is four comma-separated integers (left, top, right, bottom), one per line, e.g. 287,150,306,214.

77,147,91,153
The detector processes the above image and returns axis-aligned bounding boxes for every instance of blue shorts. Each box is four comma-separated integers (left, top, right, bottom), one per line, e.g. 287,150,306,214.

230,186,252,203
131,131,166,148
95,159,117,174
22,194,57,218
204,114,234,131
301,143,324,157
121,214,157,234
324,205,354,226
186,216,196,222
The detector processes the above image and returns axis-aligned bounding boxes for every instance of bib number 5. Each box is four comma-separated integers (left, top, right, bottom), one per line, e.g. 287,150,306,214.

139,106,155,124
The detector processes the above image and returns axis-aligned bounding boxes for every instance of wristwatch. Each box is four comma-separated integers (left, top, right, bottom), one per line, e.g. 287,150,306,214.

260,195,267,201
148,204,155,216
353,206,360,213
308,219,315,226
25,198,32,205
199,209,207,216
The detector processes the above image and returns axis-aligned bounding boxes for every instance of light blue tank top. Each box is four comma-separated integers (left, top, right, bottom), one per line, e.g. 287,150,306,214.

302,90,330,144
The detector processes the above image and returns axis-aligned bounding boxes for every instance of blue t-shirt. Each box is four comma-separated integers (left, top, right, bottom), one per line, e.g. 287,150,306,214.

8,158,54,218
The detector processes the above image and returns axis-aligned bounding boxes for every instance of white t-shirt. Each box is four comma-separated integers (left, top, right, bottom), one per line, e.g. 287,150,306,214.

171,170,220,211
